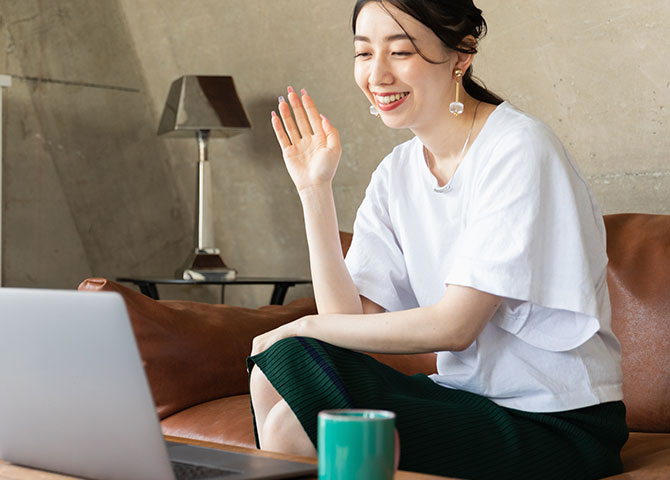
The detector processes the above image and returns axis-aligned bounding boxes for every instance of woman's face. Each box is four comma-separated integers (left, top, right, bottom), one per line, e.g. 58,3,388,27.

353,2,455,131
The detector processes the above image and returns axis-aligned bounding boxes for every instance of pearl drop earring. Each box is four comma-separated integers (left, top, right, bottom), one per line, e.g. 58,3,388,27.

369,104,380,118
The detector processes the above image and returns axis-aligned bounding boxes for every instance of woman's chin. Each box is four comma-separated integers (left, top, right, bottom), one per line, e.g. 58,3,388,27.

379,116,410,130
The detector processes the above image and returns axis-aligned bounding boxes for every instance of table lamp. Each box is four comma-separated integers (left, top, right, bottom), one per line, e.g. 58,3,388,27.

158,75,251,280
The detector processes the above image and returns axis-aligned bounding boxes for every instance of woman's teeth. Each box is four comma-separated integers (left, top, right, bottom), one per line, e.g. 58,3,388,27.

376,92,409,105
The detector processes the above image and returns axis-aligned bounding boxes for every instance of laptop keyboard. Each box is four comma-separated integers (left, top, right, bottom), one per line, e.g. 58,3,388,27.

172,460,238,479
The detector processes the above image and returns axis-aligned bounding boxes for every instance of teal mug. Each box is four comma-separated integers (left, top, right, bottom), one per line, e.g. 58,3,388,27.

318,409,396,480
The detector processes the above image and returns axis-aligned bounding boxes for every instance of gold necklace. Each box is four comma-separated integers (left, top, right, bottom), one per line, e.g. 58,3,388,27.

459,101,481,158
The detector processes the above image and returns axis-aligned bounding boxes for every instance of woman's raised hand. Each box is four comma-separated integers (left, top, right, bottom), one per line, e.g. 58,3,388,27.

271,87,342,193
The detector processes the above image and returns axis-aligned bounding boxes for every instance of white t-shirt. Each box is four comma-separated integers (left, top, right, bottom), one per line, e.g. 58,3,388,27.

344,102,623,412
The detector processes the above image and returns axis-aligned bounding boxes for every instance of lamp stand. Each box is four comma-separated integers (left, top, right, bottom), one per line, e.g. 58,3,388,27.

179,129,236,280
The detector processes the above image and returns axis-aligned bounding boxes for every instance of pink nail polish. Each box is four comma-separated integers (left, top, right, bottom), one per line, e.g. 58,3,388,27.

271,111,277,118
301,88,307,96
287,86,295,93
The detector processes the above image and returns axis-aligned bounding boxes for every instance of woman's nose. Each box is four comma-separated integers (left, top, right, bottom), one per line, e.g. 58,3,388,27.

369,57,393,86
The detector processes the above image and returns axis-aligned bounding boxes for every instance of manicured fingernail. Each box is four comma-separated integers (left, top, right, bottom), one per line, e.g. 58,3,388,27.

301,88,307,96
278,96,286,103
271,110,277,118
320,114,328,122
287,86,294,93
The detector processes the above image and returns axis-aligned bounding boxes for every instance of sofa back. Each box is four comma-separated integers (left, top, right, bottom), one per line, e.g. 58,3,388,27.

604,214,670,433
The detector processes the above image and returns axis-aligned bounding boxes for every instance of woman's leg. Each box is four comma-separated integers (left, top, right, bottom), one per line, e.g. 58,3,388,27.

250,366,316,456
249,366,282,438
261,399,317,457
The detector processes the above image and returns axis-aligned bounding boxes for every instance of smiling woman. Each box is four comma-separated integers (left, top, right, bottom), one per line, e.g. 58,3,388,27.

247,1,629,479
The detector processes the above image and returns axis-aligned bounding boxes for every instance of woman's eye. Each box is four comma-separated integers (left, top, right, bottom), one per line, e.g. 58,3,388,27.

354,52,371,59
392,51,413,57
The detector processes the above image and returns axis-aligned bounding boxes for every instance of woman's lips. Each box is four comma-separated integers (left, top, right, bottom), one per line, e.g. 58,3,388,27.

374,93,410,112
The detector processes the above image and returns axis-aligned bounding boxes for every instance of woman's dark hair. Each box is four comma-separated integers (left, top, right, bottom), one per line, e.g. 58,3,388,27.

352,0,503,106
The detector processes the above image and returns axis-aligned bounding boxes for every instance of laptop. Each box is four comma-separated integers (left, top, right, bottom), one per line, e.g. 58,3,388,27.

0,288,317,480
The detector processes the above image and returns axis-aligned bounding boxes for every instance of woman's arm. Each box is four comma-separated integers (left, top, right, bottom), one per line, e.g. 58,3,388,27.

251,285,503,356
298,184,365,314
272,88,365,315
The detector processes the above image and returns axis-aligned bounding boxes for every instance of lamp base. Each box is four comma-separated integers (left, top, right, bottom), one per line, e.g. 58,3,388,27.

179,248,237,281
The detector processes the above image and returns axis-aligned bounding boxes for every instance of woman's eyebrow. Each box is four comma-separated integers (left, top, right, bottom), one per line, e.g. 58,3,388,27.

353,33,416,43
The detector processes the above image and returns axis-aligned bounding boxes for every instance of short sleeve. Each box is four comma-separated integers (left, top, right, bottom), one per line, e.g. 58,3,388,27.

345,163,419,312
444,123,607,350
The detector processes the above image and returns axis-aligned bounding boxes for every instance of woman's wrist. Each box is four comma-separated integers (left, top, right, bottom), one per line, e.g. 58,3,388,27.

297,182,333,202
298,183,337,223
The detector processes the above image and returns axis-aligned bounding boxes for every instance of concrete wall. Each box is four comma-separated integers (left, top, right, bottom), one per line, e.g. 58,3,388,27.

0,0,192,293
1,0,668,306
476,1,670,214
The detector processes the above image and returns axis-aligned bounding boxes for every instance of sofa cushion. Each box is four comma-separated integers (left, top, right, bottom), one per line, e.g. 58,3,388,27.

161,395,256,449
604,214,670,433
77,278,317,419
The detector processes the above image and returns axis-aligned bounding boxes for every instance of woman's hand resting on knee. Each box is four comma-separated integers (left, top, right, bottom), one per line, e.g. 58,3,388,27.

271,87,342,193
251,317,311,357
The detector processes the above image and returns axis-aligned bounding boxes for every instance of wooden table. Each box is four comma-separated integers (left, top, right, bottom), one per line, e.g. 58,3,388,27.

0,435,455,480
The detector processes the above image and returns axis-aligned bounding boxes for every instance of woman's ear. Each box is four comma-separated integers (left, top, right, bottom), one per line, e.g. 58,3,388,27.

454,35,477,72
454,52,475,74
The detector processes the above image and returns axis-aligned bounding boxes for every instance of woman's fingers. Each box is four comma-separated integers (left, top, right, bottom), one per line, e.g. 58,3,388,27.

273,87,330,150
278,97,301,145
321,114,341,152
287,87,314,139
301,89,325,138
271,111,291,150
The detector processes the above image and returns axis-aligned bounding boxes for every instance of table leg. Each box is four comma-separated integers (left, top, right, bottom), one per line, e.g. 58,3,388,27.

137,281,160,300
271,283,294,305
220,285,226,304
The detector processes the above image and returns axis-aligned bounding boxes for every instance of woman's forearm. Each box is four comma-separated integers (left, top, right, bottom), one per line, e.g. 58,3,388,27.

294,305,458,354
295,285,503,354
299,184,363,315
251,286,501,357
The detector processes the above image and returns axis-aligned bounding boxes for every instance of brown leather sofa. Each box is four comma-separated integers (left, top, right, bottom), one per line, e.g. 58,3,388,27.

78,213,670,479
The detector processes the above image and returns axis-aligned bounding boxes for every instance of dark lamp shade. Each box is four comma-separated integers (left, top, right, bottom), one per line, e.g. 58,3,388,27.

157,76,251,138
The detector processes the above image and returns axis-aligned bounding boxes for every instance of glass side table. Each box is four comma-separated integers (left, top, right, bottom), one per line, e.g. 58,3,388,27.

117,276,312,305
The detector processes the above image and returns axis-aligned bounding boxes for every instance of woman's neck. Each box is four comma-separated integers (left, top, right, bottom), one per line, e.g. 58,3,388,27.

413,94,497,187
412,94,480,166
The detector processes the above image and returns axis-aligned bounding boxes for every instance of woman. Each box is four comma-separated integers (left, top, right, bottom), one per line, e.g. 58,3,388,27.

248,1,628,478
